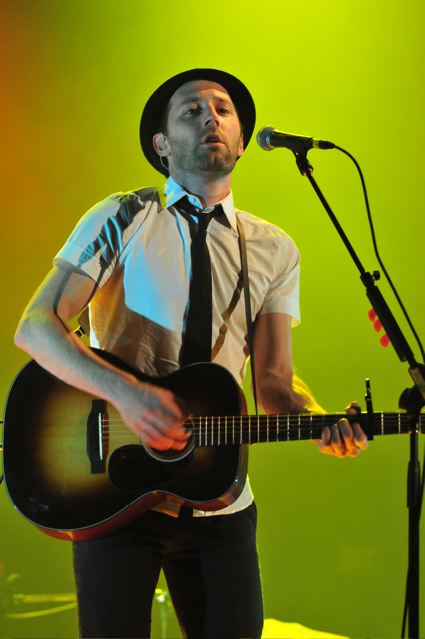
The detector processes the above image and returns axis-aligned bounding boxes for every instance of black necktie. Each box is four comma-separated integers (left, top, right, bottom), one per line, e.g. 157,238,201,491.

177,197,224,366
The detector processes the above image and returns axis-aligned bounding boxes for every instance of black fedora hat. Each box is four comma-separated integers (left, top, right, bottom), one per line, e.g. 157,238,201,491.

139,68,256,176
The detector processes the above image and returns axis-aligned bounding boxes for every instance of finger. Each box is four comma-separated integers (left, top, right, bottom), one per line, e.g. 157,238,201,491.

345,401,361,416
148,411,190,442
317,426,338,456
158,390,186,420
328,423,347,458
338,419,359,457
139,388,190,438
140,385,185,421
133,412,189,450
145,429,188,451
147,437,187,451
132,421,180,450
353,422,368,450
316,441,334,456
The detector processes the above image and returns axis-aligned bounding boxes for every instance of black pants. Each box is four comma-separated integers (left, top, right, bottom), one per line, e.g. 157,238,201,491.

73,502,263,639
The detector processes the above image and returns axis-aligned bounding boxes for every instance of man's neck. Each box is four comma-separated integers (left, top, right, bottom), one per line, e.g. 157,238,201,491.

170,170,231,208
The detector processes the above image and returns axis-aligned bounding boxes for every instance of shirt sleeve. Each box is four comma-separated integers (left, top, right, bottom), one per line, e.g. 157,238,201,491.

257,233,301,326
53,192,142,287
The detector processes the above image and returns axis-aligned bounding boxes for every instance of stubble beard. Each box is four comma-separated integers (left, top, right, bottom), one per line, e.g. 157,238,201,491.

167,137,239,178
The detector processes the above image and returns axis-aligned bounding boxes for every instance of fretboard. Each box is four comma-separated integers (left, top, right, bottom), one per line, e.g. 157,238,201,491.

188,412,425,447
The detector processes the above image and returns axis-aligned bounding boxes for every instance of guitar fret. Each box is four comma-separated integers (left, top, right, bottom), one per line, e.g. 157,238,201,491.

309,414,312,440
215,417,218,446
298,414,301,441
241,416,244,445
267,414,269,442
232,416,235,444
277,415,279,442
287,414,289,441
248,417,251,444
398,413,401,434
381,412,384,435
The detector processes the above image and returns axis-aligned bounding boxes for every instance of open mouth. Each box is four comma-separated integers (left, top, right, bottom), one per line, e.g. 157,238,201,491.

202,134,223,145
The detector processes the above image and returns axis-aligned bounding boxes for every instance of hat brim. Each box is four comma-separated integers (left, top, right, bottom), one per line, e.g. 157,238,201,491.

139,68,256,176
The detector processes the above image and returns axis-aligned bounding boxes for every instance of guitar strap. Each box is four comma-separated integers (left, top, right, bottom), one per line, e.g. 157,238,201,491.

74,208,259,416
236,216,259,416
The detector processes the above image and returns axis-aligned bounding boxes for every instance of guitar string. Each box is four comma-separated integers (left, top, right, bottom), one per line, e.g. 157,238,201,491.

92,414,419,439
96,415,416,425
96,412,414,426
47,415,420,437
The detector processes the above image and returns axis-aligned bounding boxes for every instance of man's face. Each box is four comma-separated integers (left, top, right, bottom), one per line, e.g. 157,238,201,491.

154,80,244,178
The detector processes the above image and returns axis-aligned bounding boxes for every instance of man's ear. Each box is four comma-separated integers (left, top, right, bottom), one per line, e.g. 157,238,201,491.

237,132,244,158
152,132,170,157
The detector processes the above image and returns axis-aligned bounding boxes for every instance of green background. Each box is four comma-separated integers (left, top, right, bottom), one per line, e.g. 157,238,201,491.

1,1,424,637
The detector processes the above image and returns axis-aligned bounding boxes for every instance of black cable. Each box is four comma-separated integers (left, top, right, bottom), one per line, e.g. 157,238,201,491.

334,145,425,364
332,144,425,488
331,145,424,638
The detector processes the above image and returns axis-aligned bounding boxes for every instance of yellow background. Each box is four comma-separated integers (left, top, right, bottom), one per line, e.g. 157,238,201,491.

1,1,424,637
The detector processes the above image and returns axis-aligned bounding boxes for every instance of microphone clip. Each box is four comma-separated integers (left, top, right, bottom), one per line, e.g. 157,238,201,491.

294,148,314,176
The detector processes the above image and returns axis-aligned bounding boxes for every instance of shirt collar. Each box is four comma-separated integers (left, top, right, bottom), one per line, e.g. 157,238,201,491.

164,175,237,231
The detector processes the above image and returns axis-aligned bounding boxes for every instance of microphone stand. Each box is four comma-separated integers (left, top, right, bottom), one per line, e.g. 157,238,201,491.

292,146,425,639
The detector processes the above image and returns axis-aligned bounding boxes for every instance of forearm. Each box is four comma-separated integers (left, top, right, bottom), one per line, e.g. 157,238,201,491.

14,306,136,408
13,266,187,451
256,371,324,415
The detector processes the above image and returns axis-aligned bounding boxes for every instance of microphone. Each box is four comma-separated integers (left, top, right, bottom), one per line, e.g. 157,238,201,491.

257,126,335,152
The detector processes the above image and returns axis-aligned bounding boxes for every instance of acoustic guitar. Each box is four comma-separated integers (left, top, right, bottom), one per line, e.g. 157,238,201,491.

3,350,422,541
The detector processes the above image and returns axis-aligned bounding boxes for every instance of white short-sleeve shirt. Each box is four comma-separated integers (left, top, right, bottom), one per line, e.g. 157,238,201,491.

54,177,301,516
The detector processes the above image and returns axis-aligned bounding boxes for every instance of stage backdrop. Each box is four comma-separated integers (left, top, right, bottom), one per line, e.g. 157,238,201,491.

1,1,424,637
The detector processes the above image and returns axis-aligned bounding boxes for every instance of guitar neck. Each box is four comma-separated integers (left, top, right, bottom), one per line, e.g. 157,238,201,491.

190,412,425,447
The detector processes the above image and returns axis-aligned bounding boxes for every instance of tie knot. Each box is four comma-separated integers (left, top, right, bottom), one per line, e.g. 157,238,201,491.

176,197,224,232
196,210,216,231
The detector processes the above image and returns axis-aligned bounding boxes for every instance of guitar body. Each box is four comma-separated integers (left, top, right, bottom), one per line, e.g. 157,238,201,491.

3,351,247,541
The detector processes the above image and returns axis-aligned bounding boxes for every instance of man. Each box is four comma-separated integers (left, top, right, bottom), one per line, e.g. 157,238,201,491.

14,68,367,638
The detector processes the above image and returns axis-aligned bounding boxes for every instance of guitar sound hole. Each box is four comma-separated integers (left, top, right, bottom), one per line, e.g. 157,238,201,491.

142,435,194,462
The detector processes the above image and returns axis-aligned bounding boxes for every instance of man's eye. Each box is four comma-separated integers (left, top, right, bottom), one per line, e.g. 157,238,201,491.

185,106,200,115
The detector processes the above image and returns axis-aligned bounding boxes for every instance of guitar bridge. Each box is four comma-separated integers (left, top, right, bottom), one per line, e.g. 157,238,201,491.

87,399,108,473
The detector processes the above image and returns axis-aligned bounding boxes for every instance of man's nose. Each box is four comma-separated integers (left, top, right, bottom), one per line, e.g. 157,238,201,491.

203,105,220,127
